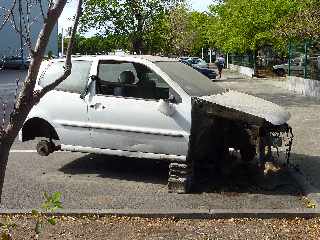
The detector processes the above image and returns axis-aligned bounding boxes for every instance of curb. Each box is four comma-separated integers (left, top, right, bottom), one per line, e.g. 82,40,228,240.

0,208,320,219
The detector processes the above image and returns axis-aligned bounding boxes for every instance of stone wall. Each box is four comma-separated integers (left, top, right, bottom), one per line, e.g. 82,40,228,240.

287,76,320,98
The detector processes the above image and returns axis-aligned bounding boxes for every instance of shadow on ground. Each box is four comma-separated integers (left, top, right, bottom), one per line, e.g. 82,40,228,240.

59,154,169,185
290,153,320,192
193,163,301,196
60,153,303,196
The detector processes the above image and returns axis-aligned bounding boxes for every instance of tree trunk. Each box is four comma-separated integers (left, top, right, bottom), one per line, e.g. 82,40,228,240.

0,0,82,202
133,14,144,54
0,136,15,199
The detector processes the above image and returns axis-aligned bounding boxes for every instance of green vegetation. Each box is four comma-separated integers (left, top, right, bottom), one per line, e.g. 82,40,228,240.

80,0,184,53
65,0,319,57
0,192,63,240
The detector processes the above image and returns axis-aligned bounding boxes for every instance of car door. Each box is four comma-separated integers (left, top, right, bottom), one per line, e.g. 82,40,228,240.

37,60,92,147
87,60,189,156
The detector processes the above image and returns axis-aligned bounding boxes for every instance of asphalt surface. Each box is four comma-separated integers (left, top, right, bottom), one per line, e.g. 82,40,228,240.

0,69,26,124
0,69,311,211
215,71,320,192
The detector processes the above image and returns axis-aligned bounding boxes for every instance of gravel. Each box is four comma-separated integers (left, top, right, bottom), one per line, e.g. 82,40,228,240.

2,215,320,239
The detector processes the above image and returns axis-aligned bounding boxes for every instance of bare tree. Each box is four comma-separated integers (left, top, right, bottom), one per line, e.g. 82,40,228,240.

0,0,83,201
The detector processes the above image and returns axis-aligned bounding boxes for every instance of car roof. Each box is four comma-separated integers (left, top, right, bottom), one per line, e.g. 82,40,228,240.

53,55,179,63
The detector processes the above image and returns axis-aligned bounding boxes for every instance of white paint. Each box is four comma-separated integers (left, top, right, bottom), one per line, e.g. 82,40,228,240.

10,150,37,153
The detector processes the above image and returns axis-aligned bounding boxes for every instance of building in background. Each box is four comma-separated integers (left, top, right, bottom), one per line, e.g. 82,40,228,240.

0,0,58,59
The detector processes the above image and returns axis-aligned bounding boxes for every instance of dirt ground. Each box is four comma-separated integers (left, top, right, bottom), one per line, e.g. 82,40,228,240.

1,215,320,240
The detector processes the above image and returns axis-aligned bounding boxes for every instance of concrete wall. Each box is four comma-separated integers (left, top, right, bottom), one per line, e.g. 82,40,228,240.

0,0,58,58
287,76,320,98
229,64,254,77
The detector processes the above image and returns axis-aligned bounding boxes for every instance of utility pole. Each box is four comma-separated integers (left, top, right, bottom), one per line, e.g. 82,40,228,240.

18,0,24,60
61,27,64,57
304,40,308,79
226,53,229,68
288,41,292,77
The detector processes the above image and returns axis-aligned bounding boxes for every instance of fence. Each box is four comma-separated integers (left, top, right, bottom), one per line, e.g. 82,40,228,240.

228,54,254,68
228,51,285,77
288,41,320,81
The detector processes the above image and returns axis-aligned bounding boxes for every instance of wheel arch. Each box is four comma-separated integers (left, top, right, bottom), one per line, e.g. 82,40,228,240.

21,117,59,142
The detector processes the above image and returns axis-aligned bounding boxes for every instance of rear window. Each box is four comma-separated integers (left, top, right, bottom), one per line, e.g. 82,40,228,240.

39,60,92,93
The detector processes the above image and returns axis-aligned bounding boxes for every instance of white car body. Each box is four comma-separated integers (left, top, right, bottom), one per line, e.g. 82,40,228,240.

20,55,195,161
20,55,291,163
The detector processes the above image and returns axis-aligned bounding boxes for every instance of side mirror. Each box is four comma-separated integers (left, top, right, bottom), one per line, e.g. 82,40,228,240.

165,95,177,104
80,75,98,99
157,99,176,116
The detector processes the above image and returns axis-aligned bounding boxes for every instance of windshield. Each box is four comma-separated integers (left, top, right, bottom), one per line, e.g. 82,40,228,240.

156,62,223,96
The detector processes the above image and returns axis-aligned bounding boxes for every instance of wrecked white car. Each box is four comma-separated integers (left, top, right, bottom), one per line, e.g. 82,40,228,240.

20,55,293,193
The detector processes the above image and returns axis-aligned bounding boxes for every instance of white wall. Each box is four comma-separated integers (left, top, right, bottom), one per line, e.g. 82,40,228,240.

287,76,320,98
229,64,254,77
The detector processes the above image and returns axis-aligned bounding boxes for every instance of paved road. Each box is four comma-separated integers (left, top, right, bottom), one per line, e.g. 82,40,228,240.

0,69,307,211
0,69,26,124
216,70,320,193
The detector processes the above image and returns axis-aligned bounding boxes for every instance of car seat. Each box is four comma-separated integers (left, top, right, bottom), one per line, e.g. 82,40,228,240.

114,70,135,97
136,76,156,99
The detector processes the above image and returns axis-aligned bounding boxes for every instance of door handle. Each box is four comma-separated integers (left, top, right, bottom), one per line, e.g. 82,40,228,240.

90,103,106,110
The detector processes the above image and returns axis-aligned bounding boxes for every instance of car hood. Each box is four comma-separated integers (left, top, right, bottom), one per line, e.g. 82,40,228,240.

199,90,290,126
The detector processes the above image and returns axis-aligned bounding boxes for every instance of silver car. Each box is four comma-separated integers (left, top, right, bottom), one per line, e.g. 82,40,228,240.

20,55,293,193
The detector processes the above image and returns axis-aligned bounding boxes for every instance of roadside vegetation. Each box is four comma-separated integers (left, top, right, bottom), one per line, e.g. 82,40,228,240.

59,0,320,59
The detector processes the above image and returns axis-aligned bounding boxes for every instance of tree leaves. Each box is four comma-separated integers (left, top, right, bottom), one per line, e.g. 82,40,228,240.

80,0,184,52
207,0,311,54
276,1,320,40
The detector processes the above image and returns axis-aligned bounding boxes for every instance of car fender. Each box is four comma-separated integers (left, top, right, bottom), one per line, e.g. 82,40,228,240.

19,108,60,142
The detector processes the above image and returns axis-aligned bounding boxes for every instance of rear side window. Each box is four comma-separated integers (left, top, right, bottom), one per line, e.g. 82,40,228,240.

39,60,92,93
98,61,137,82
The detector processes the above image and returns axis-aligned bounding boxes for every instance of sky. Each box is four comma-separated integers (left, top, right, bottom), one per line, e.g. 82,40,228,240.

59,0,214,35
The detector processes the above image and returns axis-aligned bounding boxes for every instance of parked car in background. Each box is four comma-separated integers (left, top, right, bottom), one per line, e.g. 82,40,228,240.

180,59,216,79
1,56,30,69
20,55,292,193
189,57,209,68
273,57,305,76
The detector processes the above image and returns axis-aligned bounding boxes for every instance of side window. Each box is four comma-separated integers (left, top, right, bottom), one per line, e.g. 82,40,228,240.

39,60,92,93
97,61,172,101
98,61,137,82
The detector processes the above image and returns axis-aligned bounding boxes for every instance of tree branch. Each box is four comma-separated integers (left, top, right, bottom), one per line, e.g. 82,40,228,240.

0,0,17,32
37,0,83,99
38,0,47,21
